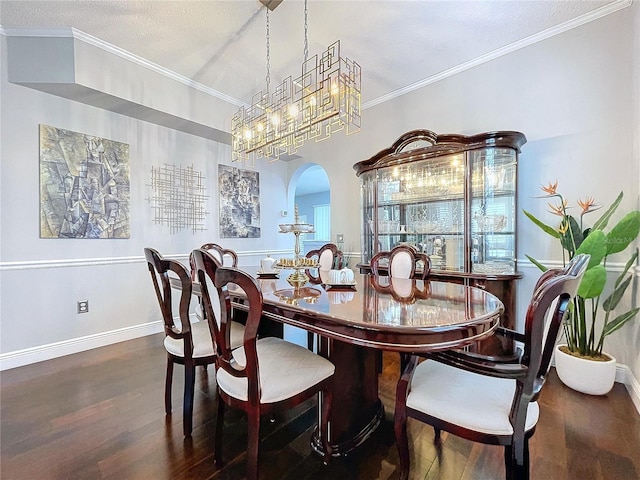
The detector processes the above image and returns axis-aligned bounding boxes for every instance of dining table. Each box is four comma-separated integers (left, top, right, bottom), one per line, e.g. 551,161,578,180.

220,267,505,457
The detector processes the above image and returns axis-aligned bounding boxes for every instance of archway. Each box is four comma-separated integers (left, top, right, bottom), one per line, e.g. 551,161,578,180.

289,163,331,255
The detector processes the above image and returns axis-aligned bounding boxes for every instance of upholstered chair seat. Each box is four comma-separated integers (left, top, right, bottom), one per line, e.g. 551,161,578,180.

163,318,243,358
406,360,539,436
217,336,335,403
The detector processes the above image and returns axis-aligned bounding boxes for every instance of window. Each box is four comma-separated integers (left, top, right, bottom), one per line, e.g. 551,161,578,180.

313,204,330,241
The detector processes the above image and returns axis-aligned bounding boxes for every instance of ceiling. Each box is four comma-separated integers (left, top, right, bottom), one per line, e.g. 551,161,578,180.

0,0,622,109
0,1,624,196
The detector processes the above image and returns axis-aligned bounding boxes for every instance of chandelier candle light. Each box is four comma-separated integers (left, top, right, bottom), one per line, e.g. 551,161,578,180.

232,0,361,165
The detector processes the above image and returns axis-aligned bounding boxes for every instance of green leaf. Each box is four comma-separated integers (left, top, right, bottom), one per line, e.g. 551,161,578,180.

602,308,640,336
523,210,561,238
575,229,607,268
591,191,623,231
560,215,582,255
525,255,549,272
615,249,638,288
577,265,607,299
605,211,640,255
603,274,632,311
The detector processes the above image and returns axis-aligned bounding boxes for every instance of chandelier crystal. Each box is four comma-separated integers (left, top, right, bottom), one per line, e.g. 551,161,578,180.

231,3,361,165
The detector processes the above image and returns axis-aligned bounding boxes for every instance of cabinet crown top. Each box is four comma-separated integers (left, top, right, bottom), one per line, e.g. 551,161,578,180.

353,129,526,176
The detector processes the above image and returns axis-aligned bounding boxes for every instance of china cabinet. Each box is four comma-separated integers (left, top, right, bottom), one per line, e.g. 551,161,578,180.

353,129,526,353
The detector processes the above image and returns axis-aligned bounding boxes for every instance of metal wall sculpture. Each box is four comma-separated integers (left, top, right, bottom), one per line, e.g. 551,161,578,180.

39,125,130,239
147,164,209,234
218,164,260,238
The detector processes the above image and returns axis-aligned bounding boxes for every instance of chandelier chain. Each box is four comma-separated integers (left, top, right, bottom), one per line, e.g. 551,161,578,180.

231,0,361,165
303,0,308,62
266,8,270,94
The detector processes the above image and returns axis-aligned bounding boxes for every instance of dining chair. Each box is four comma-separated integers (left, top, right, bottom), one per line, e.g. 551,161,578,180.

371,244,431,371
144,247,219,437
305,242,344,349
393,253,590,480
191,250,335,480
370,244,430,280
305,242,343,281
188,243,239,321
369,275,432,303
200,243,238,267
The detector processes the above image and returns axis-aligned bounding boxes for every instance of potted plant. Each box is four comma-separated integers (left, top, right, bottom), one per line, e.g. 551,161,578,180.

523,181,640,395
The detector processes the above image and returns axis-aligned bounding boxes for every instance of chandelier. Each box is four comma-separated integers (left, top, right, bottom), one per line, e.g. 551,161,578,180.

231,0,361,165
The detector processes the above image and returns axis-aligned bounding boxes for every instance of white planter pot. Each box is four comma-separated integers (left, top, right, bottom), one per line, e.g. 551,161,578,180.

554,344,616,395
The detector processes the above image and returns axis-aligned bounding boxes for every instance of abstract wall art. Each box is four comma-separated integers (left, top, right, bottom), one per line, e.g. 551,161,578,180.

218,164,260,238
147,164,209,234
39,125,130,239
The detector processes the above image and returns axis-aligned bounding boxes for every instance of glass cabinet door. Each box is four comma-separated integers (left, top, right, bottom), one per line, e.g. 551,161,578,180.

469,148,517,274
357,130,524,276
360,170,380,263
361,153,467,272
389,154,465,272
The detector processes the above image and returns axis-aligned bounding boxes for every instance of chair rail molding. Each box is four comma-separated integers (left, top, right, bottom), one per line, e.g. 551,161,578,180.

0,250,295,271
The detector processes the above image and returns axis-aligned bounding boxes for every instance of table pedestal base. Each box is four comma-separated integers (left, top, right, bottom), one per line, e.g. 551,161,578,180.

311,338,383,456
311,399,385,457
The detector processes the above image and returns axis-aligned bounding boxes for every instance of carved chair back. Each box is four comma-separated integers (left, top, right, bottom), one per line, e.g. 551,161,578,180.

371,244,430,280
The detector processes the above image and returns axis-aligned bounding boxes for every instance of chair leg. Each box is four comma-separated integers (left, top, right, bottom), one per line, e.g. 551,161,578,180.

505,437,530,480
504,445,514,480
307,331,315,351
433,427,442,445
246,407,261,480
214,392,225,467
320,388,333,465
400,353,410,373
394,401,410,480
183,364,196,437
165,357,174,415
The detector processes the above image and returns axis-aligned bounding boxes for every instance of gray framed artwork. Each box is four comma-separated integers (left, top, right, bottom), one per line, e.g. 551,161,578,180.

218,164,260,238
39,124,130,239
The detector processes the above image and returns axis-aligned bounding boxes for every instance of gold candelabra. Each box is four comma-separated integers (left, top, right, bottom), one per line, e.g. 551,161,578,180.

277,205,318,288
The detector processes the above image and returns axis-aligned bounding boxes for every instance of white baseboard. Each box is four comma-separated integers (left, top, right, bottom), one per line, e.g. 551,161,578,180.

0,321,164,371
2,319,639,415
617,364,640,415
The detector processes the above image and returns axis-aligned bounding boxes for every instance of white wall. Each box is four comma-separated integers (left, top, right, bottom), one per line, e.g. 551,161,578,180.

0,32,294,366
288,5,640,390
1,5,638,405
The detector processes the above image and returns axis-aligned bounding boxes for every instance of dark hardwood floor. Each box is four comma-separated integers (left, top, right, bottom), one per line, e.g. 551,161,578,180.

2,333,639,480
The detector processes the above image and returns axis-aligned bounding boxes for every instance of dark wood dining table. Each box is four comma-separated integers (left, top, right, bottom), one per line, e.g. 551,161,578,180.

221,268,504,457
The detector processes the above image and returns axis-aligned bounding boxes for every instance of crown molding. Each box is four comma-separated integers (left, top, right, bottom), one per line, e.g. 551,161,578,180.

1,26,244,108
1,0,634,111
363,0,633,110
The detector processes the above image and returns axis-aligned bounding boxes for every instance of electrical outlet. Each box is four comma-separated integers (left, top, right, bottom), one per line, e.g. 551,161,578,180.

336,233,344,243
77,300,89,314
